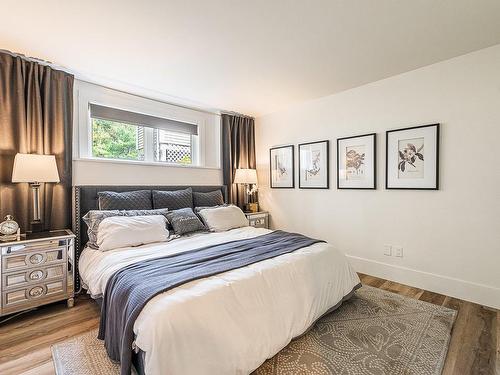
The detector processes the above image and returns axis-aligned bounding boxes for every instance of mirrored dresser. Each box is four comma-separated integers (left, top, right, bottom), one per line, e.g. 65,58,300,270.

0,229,75,317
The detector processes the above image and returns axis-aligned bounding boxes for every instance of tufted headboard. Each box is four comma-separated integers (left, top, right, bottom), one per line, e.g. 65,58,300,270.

72,185,228,292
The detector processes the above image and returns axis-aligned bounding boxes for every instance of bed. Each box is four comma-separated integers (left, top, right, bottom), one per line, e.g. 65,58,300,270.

73,185,361,375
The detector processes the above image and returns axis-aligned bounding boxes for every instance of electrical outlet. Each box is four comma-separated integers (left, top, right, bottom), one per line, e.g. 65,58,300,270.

383,244,392,256
394,246,403,257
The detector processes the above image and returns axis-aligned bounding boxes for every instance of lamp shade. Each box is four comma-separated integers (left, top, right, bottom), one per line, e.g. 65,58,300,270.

11,153,60,183
234,168,258,184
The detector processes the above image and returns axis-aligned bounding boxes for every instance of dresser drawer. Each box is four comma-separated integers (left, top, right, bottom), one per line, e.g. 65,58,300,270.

2,279,66,309
2,247,65,272
3,264,65,289
1,238,69,252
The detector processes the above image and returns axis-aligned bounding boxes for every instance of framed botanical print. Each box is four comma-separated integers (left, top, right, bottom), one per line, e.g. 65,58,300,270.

337,133,376,189
386,123,439,190
298,140,329,189
270,145,294,188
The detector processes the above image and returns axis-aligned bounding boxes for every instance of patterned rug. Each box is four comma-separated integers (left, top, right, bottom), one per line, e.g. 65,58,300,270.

52,286,456,375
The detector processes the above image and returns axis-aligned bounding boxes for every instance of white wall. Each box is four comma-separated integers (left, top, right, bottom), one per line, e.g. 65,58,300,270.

255,45,500,309
72,80,222,186
73,159,222,186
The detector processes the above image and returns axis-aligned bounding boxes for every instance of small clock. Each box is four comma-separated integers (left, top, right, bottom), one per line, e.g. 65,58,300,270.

0,215,20,241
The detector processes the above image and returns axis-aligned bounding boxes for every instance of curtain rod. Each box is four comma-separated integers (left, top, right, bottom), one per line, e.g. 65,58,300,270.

0,49,75,75
76,80,255,119
220,111,254,119
1,49,254,119
77,77,225,117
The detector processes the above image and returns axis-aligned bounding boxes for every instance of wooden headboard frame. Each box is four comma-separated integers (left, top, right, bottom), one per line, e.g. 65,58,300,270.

72,185,228,292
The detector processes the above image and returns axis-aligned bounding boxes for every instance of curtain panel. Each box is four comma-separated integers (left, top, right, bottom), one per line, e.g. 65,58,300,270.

221,113,256,208
0,51,74,232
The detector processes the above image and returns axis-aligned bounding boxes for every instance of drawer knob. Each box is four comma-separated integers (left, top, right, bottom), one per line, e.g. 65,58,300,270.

29,270,44,281
29,253,44,264
29,286,45,298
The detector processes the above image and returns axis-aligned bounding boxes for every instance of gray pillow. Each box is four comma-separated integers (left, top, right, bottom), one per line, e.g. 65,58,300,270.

83,208,169,249
166,208,206,236
98,190,152,210
153,188,193,210
192,190,224,208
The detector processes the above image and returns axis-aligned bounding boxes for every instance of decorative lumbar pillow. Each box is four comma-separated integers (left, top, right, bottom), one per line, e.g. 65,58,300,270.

83,208,169,249
197,205,249,232
98,190,152,210
152,188,193,210
96,215,169,252
192,190,224,207
166,207,206,236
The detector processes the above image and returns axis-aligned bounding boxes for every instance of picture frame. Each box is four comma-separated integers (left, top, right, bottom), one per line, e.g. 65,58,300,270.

337,133,376,189
298,140,329,189
385,123,439,190
270,145,295,188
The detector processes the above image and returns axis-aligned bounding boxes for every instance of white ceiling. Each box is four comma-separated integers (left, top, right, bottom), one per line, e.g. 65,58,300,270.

1,0,500,116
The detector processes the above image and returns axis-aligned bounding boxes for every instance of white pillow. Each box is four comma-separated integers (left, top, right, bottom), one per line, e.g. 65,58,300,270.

96,215,168,251
198,205,249,232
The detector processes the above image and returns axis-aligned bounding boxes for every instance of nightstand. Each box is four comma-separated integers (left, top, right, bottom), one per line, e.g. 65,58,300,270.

0,229,75,317
245,211,269,229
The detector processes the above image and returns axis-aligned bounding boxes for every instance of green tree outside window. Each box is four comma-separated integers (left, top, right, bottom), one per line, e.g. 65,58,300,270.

92,119,144,160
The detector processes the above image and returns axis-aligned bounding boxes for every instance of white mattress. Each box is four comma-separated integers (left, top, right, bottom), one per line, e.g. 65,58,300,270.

79,227,360,375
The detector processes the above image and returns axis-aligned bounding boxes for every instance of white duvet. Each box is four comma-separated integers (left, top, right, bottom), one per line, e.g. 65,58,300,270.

79,227,360,375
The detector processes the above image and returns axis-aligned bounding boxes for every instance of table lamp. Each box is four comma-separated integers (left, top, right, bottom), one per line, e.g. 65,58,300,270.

234,168,258,212
12,153,60,231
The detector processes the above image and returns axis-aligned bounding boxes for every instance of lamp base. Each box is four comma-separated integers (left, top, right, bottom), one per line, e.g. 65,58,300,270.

29,182,42,232
29,221,43,233
246,203,259,213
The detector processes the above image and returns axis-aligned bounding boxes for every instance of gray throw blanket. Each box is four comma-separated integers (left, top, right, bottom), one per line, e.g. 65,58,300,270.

98,230,324,375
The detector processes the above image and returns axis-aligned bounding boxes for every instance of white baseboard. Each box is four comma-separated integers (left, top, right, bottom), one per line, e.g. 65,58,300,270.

346,255,500,310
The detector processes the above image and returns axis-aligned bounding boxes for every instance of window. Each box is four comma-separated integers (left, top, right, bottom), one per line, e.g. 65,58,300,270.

92,119,145,161
153,129,192,164
89,104,197,165
76,81,221,170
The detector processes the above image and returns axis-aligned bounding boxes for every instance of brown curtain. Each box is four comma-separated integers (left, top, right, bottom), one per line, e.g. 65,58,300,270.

221,113,256,208
0,51,74,232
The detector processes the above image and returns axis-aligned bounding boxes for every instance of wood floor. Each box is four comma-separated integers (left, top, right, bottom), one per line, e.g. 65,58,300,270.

0,274,498,375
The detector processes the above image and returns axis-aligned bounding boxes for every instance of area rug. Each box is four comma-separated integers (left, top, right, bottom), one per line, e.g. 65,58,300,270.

52,285,456,375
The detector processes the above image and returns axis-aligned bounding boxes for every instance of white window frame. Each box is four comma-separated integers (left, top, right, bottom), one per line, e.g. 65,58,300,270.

74,81,221,169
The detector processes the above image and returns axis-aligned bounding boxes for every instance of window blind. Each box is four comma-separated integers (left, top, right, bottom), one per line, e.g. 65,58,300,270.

89,103,198,135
